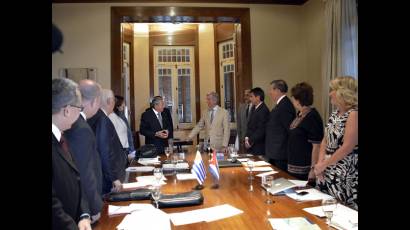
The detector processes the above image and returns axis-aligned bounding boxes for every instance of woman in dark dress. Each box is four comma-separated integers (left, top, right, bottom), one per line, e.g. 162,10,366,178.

315,76,358,210
287,82,324,183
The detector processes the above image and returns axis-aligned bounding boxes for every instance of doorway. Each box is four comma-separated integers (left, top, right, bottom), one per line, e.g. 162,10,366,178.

111,7,253,131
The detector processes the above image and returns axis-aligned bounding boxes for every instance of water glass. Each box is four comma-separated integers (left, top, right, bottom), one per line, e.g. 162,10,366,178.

247,159,254,180
151,185,161,209
322,197,338,226
153,168,163,185
164,147,171,162
264,175,274,204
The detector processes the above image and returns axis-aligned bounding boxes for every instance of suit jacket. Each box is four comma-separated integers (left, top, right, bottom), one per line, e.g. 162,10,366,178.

188,106,230,150
237,103,252,143
265,96,296,160
140,108,173,153
245,102,270,155
52,134,89,230
87,109,127,194
64,115,103,216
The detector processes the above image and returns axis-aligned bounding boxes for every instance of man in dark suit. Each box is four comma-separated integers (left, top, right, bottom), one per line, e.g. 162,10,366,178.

140,96,173,154
52,78,91,230
265,80,296,172
237,89,252,152
64,79,103,224
87,89,127,195
245,87,270,155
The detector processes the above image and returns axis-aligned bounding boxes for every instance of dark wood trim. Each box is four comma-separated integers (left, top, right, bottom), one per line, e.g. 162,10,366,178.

214,23,235,106
122,23,136,130
194,26,200,122
54,0,308,4
111,6,252,125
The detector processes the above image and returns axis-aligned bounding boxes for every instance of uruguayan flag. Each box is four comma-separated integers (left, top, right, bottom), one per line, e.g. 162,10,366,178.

191,150,206,185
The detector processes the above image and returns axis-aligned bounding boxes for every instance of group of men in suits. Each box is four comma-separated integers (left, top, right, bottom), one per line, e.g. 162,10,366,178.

52,78,131,230
237,80,296,172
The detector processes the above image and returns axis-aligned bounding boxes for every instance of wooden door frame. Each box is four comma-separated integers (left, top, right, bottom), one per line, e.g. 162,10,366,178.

111,6,252,124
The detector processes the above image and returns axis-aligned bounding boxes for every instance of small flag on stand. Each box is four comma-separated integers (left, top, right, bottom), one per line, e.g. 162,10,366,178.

209,149,220,189
191,149,206,190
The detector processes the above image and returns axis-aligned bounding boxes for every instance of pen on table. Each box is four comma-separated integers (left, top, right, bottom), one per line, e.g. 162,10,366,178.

304,217,314,224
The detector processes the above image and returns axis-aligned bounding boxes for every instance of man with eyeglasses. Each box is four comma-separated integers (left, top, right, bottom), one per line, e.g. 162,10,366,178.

52,78,91,230
64,79,104,224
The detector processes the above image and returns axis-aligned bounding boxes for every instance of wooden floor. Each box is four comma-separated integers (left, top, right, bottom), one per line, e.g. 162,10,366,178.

93,146,333,229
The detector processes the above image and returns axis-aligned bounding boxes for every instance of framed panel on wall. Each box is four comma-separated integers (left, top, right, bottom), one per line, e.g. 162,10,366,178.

59,67,98,83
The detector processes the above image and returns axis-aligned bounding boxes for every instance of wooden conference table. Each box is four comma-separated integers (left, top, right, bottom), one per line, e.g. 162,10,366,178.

94,147,333,229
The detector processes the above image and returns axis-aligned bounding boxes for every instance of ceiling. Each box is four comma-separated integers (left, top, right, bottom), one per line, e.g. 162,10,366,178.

52,0,309,5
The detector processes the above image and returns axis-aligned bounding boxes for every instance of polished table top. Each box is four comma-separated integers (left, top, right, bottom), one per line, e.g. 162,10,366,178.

93,148,333,229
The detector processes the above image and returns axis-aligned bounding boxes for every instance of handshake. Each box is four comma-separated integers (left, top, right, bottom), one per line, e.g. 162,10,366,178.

155,129,169,139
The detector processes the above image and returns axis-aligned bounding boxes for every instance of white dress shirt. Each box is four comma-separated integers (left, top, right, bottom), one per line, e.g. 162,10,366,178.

52,123,62,141
109,113,129,148
277,95,286,105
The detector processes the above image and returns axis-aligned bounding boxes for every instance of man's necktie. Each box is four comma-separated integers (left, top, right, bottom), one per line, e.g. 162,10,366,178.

250,105,255,116
157,112,163,128
246,104,250,119
60,135,73,162
210,109,214,124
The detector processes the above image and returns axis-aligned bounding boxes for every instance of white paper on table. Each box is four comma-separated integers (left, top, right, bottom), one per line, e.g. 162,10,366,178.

138,158,161,165
168,210,206,226
162,162,189,169
286,188,334,201
268,217,321,230
168,204,243,226
288,179,308,187
256,171,279,177
242,161,271,167
122,180,166,189
126,166,155,172
176,173,197,180
137,175,167,181
116,208,170,230
303,204,358,230
237,158,249,162
109,204,155,216
122,181,150,189
201,204,243,222
244,167,273,172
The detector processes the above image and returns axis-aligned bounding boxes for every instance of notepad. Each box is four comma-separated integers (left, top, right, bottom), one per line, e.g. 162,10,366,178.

244,167,273,172
268,217,321,230
176,173,197,180
125,166,155,172
303,204,358,230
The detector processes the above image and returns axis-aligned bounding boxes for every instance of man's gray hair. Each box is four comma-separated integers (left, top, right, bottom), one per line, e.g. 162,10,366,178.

207,91,219,103
101,89,114,107
150,96,163,108
79,79,102,102
52,78,80,114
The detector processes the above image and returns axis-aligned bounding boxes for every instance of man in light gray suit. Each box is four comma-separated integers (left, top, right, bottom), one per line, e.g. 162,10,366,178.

236,89,252,152
187,92,230,152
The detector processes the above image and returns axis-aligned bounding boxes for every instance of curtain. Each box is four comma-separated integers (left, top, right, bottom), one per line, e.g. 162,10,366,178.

322,0,358,121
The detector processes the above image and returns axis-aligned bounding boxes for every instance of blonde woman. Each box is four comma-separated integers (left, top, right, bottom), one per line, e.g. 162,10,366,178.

314,76,358,210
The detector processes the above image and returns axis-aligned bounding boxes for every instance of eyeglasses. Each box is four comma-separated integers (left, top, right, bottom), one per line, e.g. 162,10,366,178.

68,104,84,112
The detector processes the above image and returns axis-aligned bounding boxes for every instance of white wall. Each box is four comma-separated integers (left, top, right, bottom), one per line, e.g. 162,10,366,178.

133,28,150,129
52,4,111,88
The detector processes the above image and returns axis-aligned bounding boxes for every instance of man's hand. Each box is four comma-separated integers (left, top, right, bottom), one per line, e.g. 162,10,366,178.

155,131,168,139
78,218,92,230
128,151,136,162
112,180,122,192
244,137,251,149
91,212,101,224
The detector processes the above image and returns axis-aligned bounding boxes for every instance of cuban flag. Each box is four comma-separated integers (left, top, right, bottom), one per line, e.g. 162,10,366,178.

209,149,220,181
191,150,206,185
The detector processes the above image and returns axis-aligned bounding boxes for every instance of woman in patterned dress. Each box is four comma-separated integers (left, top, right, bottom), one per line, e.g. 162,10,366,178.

314,76,358,210
287,82,324,183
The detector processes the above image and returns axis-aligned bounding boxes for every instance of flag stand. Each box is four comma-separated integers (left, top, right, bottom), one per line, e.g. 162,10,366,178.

193,184,204,190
